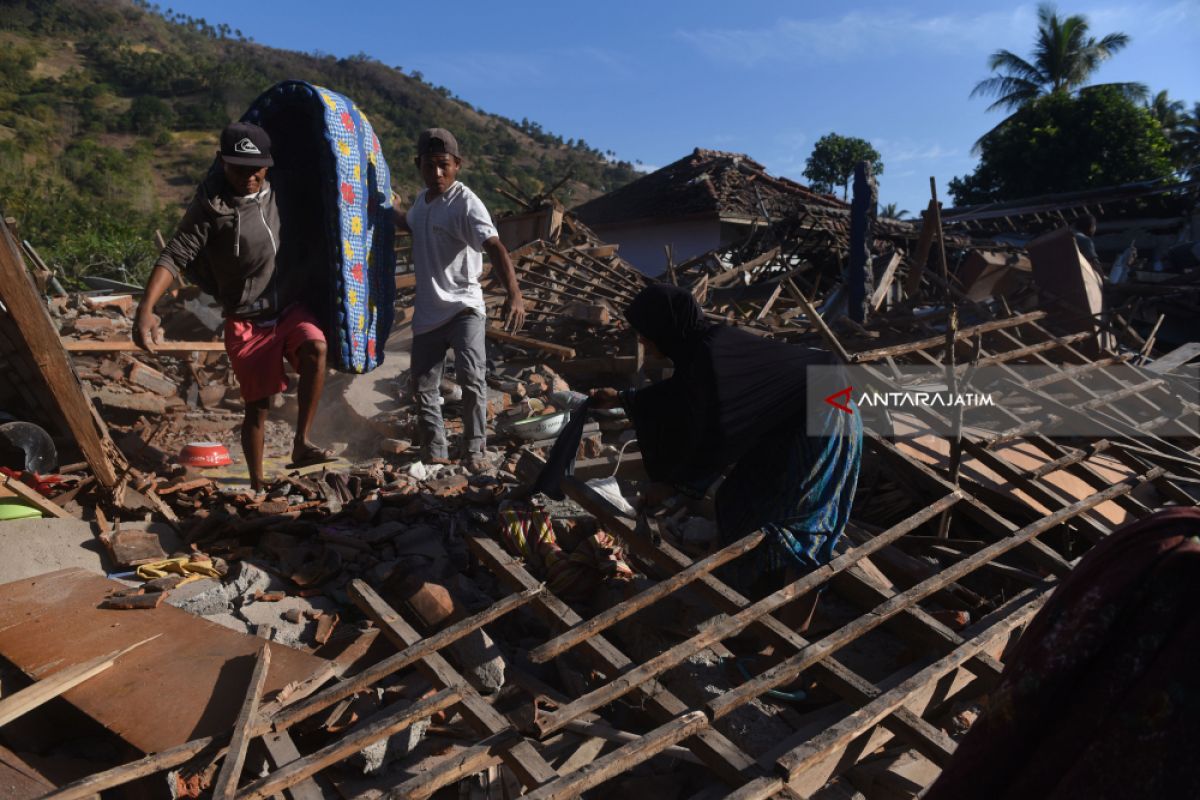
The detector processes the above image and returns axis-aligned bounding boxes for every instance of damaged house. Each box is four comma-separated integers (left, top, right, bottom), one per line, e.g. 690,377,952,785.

0,126,1198,800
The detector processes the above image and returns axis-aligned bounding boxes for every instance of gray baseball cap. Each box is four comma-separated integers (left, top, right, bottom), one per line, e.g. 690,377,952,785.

417,127,460,158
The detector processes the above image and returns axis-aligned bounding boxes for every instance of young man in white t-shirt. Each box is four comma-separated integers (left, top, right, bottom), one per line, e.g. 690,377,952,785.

394,128,526,470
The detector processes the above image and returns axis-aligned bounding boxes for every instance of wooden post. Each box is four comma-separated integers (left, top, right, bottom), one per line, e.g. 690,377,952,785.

0,221,123,487
211,643,271,800
847,160,877,324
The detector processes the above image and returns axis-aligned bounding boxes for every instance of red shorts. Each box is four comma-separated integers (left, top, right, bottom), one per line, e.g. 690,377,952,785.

224,305,325,403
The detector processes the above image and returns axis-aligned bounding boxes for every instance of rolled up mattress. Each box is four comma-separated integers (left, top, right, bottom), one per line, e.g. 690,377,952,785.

241,80,395,373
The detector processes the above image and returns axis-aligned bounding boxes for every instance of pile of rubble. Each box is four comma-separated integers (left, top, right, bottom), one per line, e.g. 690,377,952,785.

0,161,1197,800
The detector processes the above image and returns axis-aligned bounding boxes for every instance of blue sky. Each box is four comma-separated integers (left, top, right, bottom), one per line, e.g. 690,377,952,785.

164,1,1199,213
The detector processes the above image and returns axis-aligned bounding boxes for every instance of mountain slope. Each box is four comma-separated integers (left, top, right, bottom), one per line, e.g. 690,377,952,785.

0,0,638,283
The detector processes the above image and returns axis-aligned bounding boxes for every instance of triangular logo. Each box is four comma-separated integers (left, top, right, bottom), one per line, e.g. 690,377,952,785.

825,386,854,414
233,137,261,155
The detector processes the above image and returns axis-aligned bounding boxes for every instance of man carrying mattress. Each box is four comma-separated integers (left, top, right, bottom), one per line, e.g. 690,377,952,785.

394,127,526,472
134,121,335,494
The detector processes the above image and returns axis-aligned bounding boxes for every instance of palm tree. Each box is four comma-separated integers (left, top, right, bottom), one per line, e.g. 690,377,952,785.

971,3,1147,143
878,202,908,220
1146,90,1185,138
1175,103,1200,180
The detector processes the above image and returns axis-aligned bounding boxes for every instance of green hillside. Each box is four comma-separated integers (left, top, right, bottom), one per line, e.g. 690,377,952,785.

0,0,639,285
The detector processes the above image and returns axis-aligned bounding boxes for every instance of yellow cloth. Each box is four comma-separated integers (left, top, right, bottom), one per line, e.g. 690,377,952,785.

135,556,222,584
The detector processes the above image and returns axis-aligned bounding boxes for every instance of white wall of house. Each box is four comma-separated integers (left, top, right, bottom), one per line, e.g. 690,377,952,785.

591,219,723,276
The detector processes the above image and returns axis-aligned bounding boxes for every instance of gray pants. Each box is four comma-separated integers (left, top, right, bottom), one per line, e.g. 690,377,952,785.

411,309,487,459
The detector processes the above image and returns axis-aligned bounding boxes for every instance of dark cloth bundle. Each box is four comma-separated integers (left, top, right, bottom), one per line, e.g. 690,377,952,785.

925,507,1200,800
623,285,839,484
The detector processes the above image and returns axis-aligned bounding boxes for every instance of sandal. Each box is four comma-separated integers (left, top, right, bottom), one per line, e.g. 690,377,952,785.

286,444,338,470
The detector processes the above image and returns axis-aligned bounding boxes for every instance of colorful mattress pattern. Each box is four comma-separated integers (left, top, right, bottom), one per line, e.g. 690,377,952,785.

242,80,395,373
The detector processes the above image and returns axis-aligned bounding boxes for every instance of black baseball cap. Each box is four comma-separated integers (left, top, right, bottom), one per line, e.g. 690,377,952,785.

220,122,273,167
417,128,460,159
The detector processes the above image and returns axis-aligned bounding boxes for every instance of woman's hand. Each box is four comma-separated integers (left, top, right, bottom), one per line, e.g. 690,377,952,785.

589,387,621,409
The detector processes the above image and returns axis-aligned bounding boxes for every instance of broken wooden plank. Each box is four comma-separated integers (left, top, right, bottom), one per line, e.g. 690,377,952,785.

0,636,157,727
1146,341,1200,375
530,531,767,664
237,688,461,800
870,251,903,311
1,474,71,519
41,736,218,800
0,222,122,487
485,327,575,359
522,712,709,800
212,642,272,800
465,532,758,787
268,587,542,733
348,580,560,791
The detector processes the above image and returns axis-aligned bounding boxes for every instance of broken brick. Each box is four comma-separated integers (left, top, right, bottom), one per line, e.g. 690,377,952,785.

127,360,178,396
100,592,165,610
314,612,339,645
379,438,411,455
425,475,468,497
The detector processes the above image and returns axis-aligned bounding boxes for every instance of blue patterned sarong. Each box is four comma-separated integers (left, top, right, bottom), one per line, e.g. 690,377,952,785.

716,400,862,590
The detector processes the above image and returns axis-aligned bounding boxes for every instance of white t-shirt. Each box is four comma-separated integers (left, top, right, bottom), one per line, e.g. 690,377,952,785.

407,181,498,335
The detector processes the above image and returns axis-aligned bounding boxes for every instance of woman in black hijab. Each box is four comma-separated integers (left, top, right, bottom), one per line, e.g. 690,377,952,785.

591,284,862,635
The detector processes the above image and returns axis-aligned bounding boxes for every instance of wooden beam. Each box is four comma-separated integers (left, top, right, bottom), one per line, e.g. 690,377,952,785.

61,339,227,353
869,252,903,311
535,487,963,738
0,222,122,487
486,327,575,359
260,731,325,800
465,532,759,786
530,531,767,664
776,590,1043,779
237,688,461,800
556,478,961,766
213,643,271,800
347,580,559,791
41,736,218,800
269,587,542,732
522,712,710,800
707,466,1163,720
901,199,938,296
383,736,508,800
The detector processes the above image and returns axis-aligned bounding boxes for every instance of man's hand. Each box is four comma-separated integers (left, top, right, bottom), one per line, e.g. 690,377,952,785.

589,387,621,409
133,308,164,352
502,292,526,333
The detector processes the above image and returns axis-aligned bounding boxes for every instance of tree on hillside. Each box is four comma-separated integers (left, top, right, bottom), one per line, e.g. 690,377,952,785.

803,133,884,201
949,87,1174,206
970,3,1146,145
